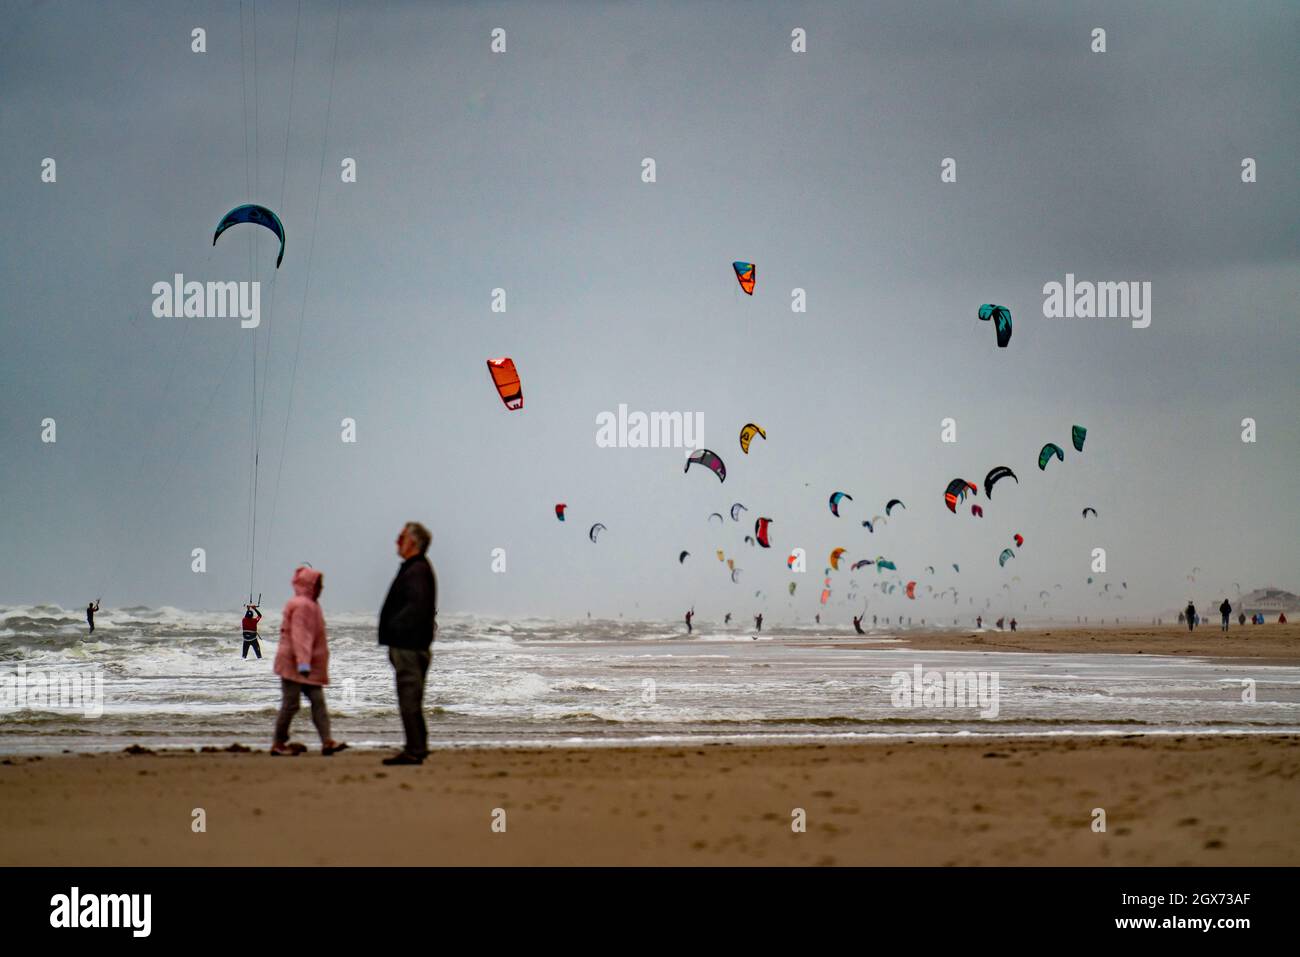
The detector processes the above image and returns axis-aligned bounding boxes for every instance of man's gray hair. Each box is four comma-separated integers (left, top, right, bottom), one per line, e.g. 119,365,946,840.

405,522,432,554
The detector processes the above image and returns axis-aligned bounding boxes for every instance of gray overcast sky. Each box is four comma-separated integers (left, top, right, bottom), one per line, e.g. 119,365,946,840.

1,1,1296,618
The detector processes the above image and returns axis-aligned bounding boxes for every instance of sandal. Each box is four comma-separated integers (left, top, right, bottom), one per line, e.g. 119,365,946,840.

322,740,349,756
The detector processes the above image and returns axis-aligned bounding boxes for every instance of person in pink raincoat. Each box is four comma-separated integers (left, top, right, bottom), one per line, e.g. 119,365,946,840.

271,566,347,756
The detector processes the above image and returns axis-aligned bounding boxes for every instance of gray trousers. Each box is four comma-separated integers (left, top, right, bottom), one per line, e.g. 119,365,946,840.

273,678,331,745
389,647,431,758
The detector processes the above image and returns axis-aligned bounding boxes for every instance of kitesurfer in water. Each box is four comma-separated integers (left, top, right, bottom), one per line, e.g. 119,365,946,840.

724,613,731,625
241,604,263,659
852,614,865,635
86,600,100,634
685,608,693,634
754,613,763,632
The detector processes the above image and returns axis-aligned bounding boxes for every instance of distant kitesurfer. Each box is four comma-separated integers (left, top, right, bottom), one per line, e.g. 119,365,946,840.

852,614,865,635
86,600,100,634
241,604,263,659
754,613,763,632
976,615,983,629
1185,601,1197,632
724,613,731,625
685,608,694,634
815,613,820,625
1009,618,1017,632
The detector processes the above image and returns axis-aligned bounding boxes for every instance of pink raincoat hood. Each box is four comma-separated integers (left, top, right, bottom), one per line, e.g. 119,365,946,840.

291,566,322,597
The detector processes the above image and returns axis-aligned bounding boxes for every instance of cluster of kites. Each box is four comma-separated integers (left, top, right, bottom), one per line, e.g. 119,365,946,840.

439,253,1114,617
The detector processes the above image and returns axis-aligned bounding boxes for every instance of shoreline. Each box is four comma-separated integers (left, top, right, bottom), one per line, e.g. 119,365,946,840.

2,734,1296,866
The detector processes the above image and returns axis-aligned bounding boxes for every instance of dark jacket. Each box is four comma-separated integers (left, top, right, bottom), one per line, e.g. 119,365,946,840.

1220,601,1231,617
379,555,438,650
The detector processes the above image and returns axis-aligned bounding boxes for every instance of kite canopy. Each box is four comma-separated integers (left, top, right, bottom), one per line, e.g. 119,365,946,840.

998,548,1016,567
708,512,724,524
1014,533,1024,548
828,491,853,516
875,558,897,572
971,505,984,517
739,422,766,454
588,523,606,543
554,503,566,521
1072,425,1087,452
861,520,874,533
983,466,1018,498
905,581,917,600
851,559,873,570
486,357,523,410
944,478,977,513
978,303,1012,347
829,547,847,570
885,498,905,516
685,449,727,482
213,203,286,267
730,503,747,521
1038,442,1065,470
732,261,756,295
678,550,689,564
1082,507,1097,518
754,517,773,548
788,582,797,595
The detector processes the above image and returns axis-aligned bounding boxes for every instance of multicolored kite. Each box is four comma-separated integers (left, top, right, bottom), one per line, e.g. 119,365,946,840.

732,261,756,295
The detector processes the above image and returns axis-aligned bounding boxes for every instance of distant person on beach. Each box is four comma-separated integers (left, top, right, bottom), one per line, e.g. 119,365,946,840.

1238,612,1246,626
724,613,731,625
852,614,865,635
271,566,346,757
1219,599,1232,632
1185,602,1196,631
872,615,877,626
995,617,1004,630
241,604,263,659
685,609,693,634
1280,613,1288,624
976,615,983,629
86,600,99,634
815,614,821,624
1010,618,1017,632
379,522,438,766
754,613,763,632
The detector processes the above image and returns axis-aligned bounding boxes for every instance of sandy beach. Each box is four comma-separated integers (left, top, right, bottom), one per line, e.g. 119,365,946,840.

2,733,1297,866
876,622,1300,662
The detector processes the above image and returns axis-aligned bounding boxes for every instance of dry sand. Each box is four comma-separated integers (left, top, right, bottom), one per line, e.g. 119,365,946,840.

839,622,1300,662
2,734,1297,866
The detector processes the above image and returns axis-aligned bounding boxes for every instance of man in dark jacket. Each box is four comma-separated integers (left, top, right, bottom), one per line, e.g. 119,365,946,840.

1219,599,1232,632
379,522,438,766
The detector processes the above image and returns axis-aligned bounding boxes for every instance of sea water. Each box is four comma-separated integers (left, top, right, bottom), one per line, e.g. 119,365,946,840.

1,605,1297,753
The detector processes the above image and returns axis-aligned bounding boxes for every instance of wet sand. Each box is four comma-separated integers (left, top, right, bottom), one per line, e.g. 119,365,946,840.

2,734,1297,866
